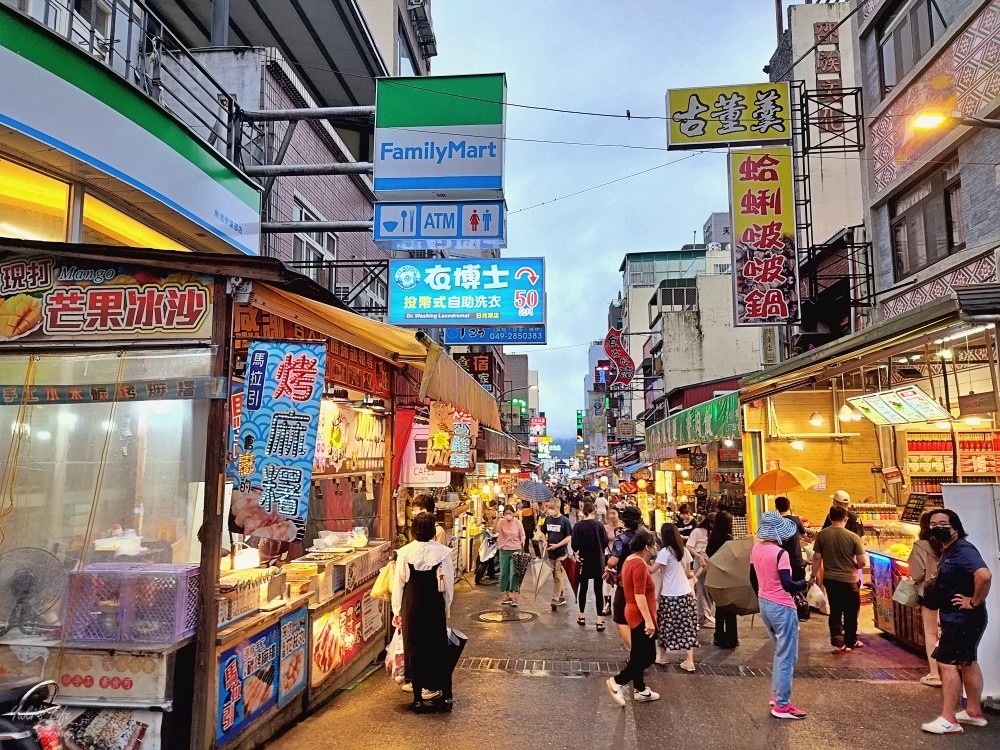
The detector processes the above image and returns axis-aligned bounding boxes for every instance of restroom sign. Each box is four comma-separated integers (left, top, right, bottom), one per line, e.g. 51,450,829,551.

373,201,506,251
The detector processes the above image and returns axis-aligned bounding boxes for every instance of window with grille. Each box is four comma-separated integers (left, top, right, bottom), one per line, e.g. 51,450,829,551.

291,199,337,292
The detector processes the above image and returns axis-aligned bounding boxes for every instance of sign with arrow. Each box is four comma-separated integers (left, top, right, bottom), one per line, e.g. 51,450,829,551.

373,201,506,251
387,258,545,327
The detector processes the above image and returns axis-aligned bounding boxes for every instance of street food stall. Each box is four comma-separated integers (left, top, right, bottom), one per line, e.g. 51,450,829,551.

740,296,1000,650
0,240,501,749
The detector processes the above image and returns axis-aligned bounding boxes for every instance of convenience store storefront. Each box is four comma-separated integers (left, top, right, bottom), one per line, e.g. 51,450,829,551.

740,295,1000,648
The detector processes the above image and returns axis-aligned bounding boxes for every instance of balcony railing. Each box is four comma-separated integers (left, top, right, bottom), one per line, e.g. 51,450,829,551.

5,0,257,168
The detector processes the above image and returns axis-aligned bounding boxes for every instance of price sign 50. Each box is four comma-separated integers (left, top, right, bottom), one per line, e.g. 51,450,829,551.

514,290,538,309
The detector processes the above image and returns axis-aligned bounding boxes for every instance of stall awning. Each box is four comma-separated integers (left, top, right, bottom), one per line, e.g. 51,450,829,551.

645,392,740,451
482,428,521,462
740,296,962,401
618,460,650,477
247,284,502,430
418,341,501,430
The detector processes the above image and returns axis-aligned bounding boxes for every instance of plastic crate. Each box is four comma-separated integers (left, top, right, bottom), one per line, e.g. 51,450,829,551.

64,564,199,645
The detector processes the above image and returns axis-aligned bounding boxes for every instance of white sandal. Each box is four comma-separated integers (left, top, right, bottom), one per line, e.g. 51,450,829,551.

919,674,942,687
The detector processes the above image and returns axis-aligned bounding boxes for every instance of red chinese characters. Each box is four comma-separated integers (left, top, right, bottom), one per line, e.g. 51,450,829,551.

273,353,320,402
730,146,799,325
43,284,210,334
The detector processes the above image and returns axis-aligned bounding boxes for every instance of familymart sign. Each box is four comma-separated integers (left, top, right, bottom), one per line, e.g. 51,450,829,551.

374,74,505,199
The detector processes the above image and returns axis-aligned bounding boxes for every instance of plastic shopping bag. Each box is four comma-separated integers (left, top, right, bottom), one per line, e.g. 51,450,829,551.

371,560,394,601
384,627,405,683
892,577,919,608
806,583,828,614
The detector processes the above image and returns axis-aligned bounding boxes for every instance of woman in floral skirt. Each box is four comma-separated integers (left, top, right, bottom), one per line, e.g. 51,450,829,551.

650,522,698,672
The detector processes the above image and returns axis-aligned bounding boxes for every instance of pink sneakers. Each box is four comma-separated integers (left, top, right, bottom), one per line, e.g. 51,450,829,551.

771,703,807,720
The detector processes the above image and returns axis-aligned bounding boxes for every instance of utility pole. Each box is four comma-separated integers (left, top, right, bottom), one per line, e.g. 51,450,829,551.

211,0,230,46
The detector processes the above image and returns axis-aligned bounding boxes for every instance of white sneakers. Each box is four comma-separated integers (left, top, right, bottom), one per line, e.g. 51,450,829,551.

922,717,963,734
956,710,988,727
922,711,989,734
605,677,660,706
605,677,626,707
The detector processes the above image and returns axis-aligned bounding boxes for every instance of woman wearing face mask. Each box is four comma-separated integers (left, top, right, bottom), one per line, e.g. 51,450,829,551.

920,509,993,735
907,509,943,687
495,505,526,607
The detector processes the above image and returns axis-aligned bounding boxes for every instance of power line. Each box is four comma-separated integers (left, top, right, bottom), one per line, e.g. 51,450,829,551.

508,152,709,215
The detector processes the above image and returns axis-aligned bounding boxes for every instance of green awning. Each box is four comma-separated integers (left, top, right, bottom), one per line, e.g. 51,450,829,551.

645,392,740,450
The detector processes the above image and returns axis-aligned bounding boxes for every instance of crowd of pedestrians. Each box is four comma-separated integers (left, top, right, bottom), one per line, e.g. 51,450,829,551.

392,484,993,733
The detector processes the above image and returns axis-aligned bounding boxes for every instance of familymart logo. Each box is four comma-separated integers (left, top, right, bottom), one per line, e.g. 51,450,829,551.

379,139,499,164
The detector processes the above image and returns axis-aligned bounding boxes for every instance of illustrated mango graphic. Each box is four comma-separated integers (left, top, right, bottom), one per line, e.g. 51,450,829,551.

0,294,43,339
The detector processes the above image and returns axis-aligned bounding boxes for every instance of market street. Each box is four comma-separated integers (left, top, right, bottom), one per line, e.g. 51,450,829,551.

269,573,999,750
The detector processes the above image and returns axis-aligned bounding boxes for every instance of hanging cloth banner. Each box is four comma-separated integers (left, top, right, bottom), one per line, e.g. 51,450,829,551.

232,341,326,542
645,392,740,450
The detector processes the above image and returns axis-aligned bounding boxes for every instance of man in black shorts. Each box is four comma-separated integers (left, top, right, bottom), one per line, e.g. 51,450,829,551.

604,505,643,648
920,509,992,735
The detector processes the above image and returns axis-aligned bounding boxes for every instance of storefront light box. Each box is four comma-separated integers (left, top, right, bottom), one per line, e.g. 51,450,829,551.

848,385,952,426
387,258,544,327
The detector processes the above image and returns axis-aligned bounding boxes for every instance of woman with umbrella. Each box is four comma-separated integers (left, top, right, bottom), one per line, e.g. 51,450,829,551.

707,510,738,648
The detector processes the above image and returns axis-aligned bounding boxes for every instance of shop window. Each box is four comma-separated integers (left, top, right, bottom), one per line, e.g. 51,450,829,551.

877,0,947,98
291,200,337,292
0,157,70,242
397,19,418,76
890,157,963,279
82,195,189,250
0,348,212,571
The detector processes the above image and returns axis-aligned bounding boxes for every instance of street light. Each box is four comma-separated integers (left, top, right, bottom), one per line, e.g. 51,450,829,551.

912,109,1000,130
498,384,537,400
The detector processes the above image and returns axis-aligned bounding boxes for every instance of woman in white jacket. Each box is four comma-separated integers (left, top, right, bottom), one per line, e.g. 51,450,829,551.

392,512,455,712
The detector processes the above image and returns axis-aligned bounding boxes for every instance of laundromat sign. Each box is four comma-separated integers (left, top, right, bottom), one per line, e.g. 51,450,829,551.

0,255,213,342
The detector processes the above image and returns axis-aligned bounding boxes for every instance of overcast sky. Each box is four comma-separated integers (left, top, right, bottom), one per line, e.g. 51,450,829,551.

432,0,778,438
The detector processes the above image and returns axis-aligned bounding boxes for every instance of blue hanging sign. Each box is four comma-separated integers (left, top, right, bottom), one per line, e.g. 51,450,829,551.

232,342,326,542
442,325,546,345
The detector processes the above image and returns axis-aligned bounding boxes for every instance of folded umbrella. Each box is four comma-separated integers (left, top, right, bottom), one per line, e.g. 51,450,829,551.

748,466,819,495
514,481,553,503
530,558,553,600
561,556,580,596
512,551,531,588
705,537,759,615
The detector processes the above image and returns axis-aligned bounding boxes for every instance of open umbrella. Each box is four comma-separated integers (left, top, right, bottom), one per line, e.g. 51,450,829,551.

583,484,600,492
514,481,553,503
705,537,759,615
748,466,819,495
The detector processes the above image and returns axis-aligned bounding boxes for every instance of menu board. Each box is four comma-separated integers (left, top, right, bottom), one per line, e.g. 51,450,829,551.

217,622,280,743
850,386,952,426
310,588,384,688
894,386,952,422
848,395,904,425
278,607,308,707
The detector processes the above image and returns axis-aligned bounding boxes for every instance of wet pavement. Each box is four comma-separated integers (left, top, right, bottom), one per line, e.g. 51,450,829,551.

270,566,1000,749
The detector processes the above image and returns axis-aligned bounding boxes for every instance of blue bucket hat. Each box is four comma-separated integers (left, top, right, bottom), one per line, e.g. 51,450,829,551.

757,510,797,543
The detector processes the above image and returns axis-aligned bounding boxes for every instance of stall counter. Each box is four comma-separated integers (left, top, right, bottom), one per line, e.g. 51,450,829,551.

867,520,924,652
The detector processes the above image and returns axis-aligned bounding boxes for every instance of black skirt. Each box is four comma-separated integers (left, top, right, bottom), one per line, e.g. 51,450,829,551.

401,563,448,690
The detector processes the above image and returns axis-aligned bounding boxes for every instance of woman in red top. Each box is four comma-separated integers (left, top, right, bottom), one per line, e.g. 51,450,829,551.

606,529,660,705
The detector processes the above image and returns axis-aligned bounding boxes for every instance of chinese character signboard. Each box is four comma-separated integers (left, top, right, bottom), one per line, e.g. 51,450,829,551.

576,410,584,444
278,607,308,707
603,328,636,386
426,400,479,473
401,423,451,487
666,82,791,150
729,146,801,326
453,351,501,394
232,342,326,542
388,258,544,326
0,255,213,343
374,200,506,251
310,587,384,688
374,74,506,200
216,621,279,743
529,417,547,436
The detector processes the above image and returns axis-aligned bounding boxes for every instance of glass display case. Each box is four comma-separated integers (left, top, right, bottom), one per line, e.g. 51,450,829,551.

871,520,920,562
867,520,923,650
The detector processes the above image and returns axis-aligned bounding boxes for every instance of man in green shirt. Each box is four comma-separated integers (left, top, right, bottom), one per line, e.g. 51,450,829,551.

811,505,867,652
